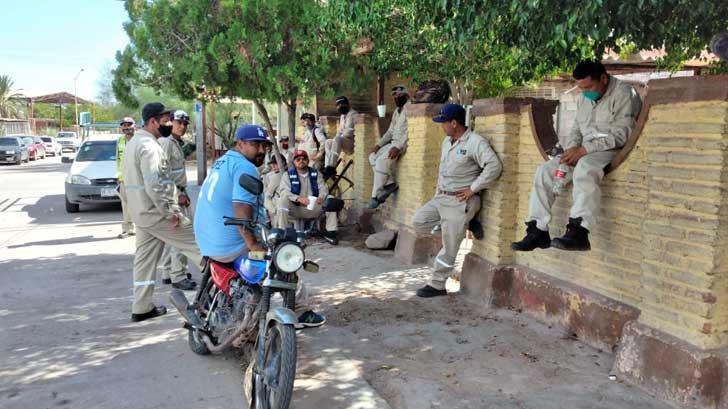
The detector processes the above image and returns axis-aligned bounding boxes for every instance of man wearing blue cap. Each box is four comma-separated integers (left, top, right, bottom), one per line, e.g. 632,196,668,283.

124,102,201,322
194,125,326,327
412,103,502,298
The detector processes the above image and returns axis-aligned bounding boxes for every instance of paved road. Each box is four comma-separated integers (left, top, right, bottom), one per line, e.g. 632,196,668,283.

0,157,245,409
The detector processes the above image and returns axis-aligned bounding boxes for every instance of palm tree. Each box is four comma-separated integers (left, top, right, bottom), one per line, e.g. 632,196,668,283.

0,75,26,118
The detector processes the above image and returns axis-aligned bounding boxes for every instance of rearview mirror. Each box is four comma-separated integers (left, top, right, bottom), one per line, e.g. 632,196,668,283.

322,197,344,212
239,174,263,195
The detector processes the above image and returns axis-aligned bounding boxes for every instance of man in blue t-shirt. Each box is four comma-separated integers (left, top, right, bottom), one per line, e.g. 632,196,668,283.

194,124,325,327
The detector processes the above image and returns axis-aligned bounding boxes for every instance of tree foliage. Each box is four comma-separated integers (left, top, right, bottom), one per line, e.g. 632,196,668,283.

0,75,27,119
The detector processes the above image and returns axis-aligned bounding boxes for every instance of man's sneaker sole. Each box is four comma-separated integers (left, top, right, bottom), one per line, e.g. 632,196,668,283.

295,317,326,329
510,242,551,251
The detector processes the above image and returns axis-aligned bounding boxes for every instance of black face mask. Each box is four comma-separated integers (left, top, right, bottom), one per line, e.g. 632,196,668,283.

394,96,408,108
337,105,350,114
159,124,173,137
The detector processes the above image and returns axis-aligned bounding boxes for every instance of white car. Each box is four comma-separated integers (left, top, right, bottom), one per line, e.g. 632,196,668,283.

56,131,81,153
64,135,120,213
40,136,62,156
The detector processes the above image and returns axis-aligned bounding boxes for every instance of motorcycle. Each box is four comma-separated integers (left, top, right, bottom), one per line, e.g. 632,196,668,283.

169,174,344,409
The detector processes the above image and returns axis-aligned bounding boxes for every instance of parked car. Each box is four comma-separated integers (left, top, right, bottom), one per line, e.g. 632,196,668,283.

64,137,120,212
40,136,62,156
21,136,46,160
56,131,81,153
0,136,30,165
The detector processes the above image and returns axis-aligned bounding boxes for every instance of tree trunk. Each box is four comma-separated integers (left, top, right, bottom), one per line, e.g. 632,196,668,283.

285,99,297,148
253,98,284,169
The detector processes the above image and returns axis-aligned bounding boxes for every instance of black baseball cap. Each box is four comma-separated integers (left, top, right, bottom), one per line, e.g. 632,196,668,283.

335,96,349,105
300,113,316,121
142,102,171,122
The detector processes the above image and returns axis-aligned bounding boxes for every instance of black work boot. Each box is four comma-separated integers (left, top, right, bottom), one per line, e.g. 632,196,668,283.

468,217,484,240
511,220,551,251
551,217,591,251
322,166,337,181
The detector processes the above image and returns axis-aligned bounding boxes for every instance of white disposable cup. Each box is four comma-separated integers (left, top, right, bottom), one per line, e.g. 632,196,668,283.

307,196,317,211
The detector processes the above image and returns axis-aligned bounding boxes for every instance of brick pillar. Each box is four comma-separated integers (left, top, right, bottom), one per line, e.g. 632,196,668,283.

352,113,378,207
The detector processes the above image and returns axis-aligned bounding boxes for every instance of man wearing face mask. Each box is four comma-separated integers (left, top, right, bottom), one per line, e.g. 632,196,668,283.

158,110,192,285
322,96,358,179
116,117,136,239
366,85,410,209
511,60,642,252
123,102,201,322
299,113,327,169
412,104,502,297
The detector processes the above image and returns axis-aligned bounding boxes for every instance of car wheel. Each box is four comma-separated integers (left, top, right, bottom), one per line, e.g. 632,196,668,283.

15,157,22,165
65,196,80,213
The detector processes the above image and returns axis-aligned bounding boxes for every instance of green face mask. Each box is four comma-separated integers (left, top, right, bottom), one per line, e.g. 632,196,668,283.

582,90,602,101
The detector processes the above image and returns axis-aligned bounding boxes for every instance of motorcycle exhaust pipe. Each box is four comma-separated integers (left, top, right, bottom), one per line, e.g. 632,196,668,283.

169,289,206,329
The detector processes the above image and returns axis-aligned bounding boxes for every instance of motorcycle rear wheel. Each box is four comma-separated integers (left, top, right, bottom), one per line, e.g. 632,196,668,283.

254,323,296,409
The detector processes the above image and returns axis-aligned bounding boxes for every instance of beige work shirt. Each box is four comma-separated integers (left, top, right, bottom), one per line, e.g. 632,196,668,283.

378,103,408,150
564,75,643,153
299,126,327,159
336,109,357,142
158,136,187,191
278,168,329,203
121,129,182,228
263,170,283,203
437,128,502,193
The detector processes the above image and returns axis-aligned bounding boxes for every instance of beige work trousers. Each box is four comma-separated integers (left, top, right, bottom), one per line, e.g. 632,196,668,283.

132,219,203,314
527,150,616,231
412,194,481,290
368,143,399,198
324,136,354,168
276,198,338,232
118,182,135,234
159,244,188,281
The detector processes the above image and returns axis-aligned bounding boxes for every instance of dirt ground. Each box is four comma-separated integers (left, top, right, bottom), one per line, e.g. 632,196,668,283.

296,236,671,409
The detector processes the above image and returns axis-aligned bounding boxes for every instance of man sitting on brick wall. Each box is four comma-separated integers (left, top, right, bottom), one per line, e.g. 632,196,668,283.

511,60,642,252
412,103,502,298
367,85,411,209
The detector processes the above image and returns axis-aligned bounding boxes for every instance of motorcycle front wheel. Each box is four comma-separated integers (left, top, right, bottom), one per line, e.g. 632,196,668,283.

254,323,296,409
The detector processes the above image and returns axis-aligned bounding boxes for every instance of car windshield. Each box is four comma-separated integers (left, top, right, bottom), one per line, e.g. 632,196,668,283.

57,132,74,138
41,137,52,142
75,142,117,162
0,137,18,146
22,137,33,144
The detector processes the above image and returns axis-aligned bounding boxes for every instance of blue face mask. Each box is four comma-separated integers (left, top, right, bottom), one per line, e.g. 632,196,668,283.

583,90,602,101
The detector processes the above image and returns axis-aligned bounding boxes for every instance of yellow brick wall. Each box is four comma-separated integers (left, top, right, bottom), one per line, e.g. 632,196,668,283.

352,114,378,206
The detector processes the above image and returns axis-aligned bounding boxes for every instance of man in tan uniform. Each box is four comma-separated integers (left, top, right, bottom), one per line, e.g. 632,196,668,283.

323,96,357,179
412,104,502,298
299,113,327,169
116,117,136,239
511,60,642,252
367,85,410,209
263,156,285,223
158,110,192,284
277,149,338,245
123,103,201,322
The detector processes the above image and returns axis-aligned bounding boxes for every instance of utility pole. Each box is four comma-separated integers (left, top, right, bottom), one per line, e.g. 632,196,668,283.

73,68,84,132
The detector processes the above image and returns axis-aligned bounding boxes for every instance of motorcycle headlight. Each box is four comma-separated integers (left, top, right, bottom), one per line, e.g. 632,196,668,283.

273,243,304,273
70,175,92,185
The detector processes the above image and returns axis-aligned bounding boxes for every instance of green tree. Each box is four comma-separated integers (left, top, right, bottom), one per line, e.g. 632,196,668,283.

0,75,27,118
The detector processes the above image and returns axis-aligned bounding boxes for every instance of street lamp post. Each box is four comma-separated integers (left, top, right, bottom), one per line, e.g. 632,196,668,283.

73,68,84,130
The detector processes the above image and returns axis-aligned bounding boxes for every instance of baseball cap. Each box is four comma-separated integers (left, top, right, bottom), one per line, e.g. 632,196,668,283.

279,135,289,141
335,96,349,105
391,85,408,95
300,113,316,121
119,117,135,126
432,103,466,123
173,110,190,124
293,149,308,160
141,102,171,122
235,124,272,144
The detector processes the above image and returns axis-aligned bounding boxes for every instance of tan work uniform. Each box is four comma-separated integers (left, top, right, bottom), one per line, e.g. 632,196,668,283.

324,109,358,168
527,76,642,231
263,170,283,222
299,127,327,169
276,168,337,232
157,135,190,282
116,134,134,235
369,103,408,197
122,129,202,315
412,128,502,290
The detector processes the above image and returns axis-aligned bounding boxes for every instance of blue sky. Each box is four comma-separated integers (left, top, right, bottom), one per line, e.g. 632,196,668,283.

0,0,129,101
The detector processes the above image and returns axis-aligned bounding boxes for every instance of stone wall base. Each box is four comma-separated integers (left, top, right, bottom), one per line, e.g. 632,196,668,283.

394,227,441,265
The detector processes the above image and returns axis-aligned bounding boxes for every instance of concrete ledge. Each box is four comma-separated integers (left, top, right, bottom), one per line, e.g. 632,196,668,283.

394,227,440,265
460,253,640,352
613,321,724,409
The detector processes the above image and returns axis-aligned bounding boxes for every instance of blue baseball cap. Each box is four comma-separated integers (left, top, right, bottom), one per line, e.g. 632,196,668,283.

432,103,466,123
235,125,272,144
